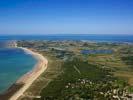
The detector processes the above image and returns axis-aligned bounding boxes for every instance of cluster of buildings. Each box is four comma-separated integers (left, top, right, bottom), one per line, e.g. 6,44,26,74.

64,78,133,100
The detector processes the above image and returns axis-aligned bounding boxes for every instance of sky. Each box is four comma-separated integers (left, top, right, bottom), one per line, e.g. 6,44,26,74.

0,0,133,35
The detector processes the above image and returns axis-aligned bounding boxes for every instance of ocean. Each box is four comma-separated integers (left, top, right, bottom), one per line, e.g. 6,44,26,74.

0,34,133,93
0,34,133,43
0,48,37,93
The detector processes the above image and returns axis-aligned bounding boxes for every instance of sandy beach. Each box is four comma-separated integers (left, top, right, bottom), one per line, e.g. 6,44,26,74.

9,47,48,100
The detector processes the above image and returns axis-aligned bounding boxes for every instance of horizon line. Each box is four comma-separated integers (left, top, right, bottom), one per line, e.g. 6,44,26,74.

0,33,133,36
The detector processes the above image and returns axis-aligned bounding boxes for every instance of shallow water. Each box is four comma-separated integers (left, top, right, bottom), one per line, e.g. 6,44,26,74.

0,48,37,93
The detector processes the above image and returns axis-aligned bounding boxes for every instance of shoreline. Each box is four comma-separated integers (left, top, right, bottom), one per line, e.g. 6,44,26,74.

9,47,48,100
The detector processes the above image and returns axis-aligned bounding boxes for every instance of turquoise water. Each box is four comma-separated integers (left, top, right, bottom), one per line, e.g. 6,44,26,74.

0,48,37,93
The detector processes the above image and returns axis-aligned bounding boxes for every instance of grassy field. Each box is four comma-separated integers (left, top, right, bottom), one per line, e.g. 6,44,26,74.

85,53,133,86
37,59,124,100
18,52,62,100
37,53,133,99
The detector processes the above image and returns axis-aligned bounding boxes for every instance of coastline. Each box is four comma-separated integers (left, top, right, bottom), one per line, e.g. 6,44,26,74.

9,47,48,100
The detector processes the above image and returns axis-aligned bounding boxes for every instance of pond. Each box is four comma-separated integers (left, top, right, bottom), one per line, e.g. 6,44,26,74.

81,50,113,55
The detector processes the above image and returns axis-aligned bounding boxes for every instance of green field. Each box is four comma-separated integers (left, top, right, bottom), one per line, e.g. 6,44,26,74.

38,59,127,100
